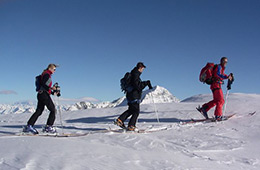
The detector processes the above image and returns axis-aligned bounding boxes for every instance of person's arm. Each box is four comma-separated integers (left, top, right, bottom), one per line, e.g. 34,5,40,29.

132,72,147,91
41,74,51,91
217,65,228,79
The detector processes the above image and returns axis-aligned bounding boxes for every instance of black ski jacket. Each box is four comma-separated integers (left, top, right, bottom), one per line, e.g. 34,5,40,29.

126,67,148,102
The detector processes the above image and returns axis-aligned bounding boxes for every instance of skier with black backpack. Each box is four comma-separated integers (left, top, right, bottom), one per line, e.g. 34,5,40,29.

23,64,60,134
197,57,234,121
115,62,153,131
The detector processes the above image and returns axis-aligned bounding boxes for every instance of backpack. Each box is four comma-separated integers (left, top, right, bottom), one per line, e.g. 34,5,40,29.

35,75,42,92
120,72,133,93
199,63,217,85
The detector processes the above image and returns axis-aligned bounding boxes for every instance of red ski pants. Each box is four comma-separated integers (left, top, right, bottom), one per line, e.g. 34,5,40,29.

203,88,225,116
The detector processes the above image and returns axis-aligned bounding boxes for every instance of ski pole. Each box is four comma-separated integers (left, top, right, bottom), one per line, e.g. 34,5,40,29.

223,73,234,116
150,90,160,123
55,96,64,134
53,82,64,134
223,89,229,116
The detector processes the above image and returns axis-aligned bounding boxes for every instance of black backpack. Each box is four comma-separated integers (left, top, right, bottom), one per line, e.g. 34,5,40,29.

120,72,133,93
35,75,42,92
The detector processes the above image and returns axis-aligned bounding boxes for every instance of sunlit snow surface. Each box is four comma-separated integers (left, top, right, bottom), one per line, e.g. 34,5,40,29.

0,93,259,170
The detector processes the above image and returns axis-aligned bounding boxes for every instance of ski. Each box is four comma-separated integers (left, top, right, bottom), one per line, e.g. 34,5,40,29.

182,113,236,125
0,132,91,138
107,126,168,134
194,113,235,122
182,111,256,125
248,111,256,116
112,120,168,133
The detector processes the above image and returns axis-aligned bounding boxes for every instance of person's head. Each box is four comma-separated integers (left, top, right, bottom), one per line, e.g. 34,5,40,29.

47,64,57,74
136,62,146,73
220,57,228,67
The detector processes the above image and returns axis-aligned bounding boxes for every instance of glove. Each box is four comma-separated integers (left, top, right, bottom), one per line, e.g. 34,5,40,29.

227,73,234,90
53,83,61,97
147,80,153,90
228,73,234,81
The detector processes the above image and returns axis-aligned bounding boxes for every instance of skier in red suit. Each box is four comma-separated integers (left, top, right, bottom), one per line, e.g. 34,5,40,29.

199,57,233,120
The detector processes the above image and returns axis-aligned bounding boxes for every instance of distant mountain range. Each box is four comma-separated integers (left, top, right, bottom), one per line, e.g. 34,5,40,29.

0,86,179,114
67,86,180,111
1,87,259,114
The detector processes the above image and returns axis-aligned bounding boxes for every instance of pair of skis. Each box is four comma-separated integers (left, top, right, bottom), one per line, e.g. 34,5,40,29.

112,120,168,134
184,109,256,125
183,112,236,125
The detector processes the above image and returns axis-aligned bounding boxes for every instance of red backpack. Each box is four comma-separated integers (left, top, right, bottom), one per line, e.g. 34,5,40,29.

199,63,217,85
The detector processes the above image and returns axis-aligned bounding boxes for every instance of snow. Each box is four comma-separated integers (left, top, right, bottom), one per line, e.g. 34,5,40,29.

0,91,260,170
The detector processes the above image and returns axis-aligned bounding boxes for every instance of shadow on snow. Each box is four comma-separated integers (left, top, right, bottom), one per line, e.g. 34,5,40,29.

0,114,191,134
66,115,190,124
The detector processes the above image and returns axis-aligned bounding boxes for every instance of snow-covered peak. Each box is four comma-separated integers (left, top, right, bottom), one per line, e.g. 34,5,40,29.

0,104,36,114
115,85,180,106
141,85,180,104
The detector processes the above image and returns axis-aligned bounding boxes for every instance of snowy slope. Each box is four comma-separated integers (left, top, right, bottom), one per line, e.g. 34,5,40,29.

182,93,260,103
0,93,259,170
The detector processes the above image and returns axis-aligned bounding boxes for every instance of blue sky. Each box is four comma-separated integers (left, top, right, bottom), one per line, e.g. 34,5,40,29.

0,0,259,104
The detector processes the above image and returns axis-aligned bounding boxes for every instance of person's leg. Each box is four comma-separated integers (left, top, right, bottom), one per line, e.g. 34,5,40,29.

202,88,223,112
214,89,225,117
128,102,140,127
45,95,56,126
118,105,132,122
202,94,217,112
27,93,45,126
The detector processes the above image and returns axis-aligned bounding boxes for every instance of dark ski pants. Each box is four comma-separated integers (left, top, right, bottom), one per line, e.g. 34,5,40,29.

28,91,56,126
118,102,140,127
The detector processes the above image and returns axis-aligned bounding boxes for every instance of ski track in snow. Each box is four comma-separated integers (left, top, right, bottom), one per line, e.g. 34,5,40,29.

0,93,260,170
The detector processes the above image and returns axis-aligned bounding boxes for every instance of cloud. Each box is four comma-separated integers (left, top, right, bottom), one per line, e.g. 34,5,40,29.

0,90,18,95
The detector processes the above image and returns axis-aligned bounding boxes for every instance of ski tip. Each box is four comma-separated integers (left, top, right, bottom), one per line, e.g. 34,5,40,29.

196,106,202,112
249,111,256,116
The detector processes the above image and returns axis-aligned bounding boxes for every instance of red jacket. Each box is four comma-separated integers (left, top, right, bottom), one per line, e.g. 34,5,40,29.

210,64,228,90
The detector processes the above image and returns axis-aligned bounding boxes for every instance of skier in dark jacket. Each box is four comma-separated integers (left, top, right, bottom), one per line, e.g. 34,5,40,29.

23,64,60,134
115,62,153,131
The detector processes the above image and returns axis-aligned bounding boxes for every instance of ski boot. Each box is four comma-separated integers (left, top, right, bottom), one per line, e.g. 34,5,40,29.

23,125,39,135
196,106,209,119
114,118,126,129
127,126,138,132
215,116,223,121
215,115,228,121
42,125,57,134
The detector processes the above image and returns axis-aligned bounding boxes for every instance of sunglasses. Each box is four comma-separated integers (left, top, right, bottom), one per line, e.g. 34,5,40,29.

223,60,228,64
